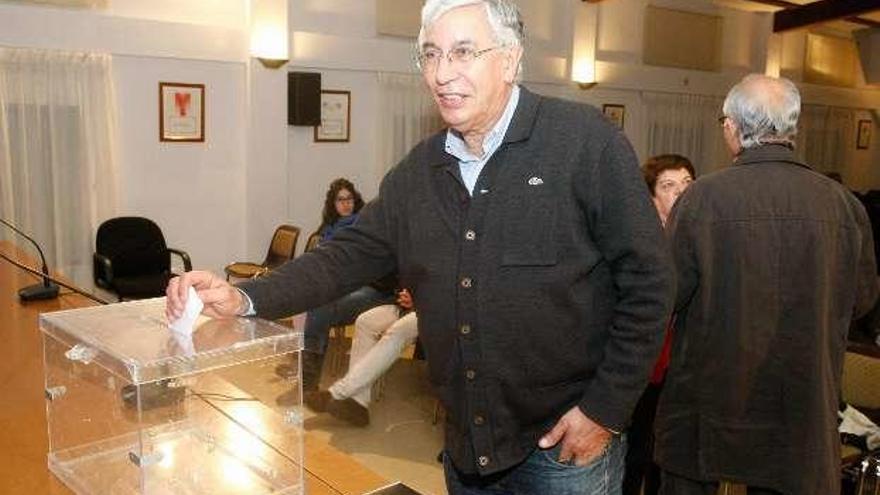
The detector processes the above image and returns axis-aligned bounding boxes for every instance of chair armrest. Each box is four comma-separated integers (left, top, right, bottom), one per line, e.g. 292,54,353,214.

848,341,880,359
93,253,114,288
168,248,192,272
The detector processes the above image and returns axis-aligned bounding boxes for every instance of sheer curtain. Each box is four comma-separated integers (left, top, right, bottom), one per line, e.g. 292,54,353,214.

376,72,443,177
643,92,727,175
796,104,854,174
0,47,118,286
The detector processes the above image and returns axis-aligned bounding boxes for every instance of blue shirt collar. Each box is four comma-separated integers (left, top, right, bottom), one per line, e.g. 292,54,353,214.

444,85,520,163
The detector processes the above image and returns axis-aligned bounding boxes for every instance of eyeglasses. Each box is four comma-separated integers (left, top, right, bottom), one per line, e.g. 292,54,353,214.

416,45,503,72
335,196,355,204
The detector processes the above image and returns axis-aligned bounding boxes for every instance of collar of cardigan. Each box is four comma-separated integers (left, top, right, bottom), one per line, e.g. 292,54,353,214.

426,85,540,169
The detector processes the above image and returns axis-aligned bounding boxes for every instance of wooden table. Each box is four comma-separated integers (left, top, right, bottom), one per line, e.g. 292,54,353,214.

0,241,387,494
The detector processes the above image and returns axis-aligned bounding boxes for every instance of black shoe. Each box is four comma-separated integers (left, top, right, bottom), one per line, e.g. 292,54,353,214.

275,363,298,380
275,388,299,408
301,351,325,392
326,397,370,427
304,390,332,412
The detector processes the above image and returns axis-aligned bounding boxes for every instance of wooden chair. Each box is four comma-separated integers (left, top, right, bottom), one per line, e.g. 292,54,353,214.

303,230,321,253
225,224,300,280
306,229,355,376
841,343,880,464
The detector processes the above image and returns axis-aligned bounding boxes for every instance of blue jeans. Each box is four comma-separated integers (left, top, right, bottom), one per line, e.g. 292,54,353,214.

444,435,626,495
303,285,394,355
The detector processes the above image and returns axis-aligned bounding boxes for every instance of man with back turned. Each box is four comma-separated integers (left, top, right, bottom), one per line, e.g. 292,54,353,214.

655,74,878,495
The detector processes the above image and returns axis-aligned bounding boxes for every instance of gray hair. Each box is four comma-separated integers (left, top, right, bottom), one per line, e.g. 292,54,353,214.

722,74,800,149
418,0,524,78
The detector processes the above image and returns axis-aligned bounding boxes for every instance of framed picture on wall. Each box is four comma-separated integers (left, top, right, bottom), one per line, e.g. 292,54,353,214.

159,82,205,142
857,119,872,150
602,104,625,130
315,90,351,143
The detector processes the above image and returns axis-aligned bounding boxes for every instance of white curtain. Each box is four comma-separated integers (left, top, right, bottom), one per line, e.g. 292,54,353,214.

796,104,854,174
643,91,728,176
376,72,443,177
0,47,118,287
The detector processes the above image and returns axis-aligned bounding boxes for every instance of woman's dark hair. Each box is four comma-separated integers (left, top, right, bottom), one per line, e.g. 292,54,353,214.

642,154,696,196
320,177,364,230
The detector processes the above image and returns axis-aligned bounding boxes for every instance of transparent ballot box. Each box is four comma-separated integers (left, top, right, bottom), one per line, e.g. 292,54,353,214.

39,298,304,494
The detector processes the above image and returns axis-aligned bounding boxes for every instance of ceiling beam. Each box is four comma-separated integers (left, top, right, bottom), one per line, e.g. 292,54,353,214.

771,0,880,32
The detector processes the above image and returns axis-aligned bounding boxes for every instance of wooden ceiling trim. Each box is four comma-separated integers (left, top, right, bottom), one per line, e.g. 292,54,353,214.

768,0,880,32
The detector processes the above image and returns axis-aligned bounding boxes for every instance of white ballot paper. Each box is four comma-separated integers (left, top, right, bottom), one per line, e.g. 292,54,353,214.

169,286,204,335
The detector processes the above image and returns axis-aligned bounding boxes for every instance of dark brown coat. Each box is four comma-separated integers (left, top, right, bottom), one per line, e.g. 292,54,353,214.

655,144,878,494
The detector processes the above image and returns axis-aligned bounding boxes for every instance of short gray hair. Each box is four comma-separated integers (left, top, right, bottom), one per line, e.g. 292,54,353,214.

418,0,525,78
722,74,800,149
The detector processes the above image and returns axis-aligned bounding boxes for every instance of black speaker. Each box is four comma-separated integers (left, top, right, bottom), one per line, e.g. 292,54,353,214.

288,72,321,126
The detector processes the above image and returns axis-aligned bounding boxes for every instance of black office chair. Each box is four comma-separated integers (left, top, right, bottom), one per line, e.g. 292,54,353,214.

224,224,300,280
93,216,192,301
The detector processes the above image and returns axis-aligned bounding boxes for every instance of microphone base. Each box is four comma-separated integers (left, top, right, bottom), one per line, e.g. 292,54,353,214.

19,282,60,301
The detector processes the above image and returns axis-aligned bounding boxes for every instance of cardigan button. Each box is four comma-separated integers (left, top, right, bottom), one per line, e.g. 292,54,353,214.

461,277,472,288
465,230,476,241
460,324,471,335
478,456,490,467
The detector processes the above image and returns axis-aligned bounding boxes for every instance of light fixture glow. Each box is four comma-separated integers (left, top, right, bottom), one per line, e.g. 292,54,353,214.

250,0,289,69
571,2,598,90
572,57,597,88
251,24,288,68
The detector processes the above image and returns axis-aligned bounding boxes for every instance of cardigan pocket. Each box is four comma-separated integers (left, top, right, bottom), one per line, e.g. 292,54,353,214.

500,183,558,266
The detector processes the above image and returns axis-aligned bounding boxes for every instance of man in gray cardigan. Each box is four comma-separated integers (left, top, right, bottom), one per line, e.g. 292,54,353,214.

655,74,878,495
168,0,673,492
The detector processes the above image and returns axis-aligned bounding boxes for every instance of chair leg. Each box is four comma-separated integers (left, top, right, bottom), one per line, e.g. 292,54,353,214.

327,324,352,379
432,399,443,425
373,374,386,402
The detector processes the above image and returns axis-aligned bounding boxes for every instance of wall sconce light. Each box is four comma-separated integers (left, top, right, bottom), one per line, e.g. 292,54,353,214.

251,23,289,69
571,2,598,90
764,34,782,78
572,57,597,89
257,57,288,69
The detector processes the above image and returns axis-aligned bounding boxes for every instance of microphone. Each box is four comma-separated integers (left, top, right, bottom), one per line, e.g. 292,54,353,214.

0,251,109,305
0,217,60,301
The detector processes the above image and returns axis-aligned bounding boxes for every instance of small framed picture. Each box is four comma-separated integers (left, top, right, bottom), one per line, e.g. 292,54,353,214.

857,119,872,150
314,90,351,143
159,82,205,142
602,104,625,130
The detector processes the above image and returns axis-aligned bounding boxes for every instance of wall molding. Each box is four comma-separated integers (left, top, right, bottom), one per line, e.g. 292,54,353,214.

0,3,247,62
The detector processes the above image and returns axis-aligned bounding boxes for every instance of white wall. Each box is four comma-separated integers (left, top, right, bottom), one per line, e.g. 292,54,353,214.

113,56,247,274
0,0,251,274
1,0,879,275
284,0,879,196
286,68,381,240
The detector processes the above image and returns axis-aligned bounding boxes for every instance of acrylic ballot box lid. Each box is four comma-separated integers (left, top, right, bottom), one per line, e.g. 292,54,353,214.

39,298,301,385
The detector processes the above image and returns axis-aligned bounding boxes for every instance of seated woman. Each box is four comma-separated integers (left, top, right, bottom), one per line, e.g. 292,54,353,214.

276,178,396,405
305,289,418,426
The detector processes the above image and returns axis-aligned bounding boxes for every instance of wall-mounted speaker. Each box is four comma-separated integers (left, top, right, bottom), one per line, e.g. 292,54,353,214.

288,72,321,126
